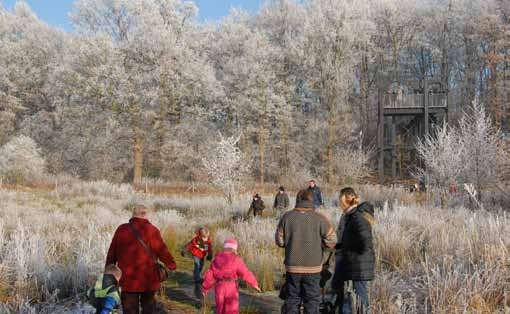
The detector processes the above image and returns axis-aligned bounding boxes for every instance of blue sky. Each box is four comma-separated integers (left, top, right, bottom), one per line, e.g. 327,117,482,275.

1,0,263,31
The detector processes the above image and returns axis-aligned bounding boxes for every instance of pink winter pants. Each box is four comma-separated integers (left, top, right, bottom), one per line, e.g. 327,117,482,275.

214,281,239,314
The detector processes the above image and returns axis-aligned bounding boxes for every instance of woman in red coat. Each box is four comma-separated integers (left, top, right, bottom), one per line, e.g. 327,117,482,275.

106,204,176,314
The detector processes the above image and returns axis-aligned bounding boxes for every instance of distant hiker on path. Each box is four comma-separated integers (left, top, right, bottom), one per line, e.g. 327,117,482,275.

308,180,324,209
273,186,290,216
106,204,176,314
182,227,213,297
202,238,261,314
331,188,375,314
276,189,336,314
247,193,266,217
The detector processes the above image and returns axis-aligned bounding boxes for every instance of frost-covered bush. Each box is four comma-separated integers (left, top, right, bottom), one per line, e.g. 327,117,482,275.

415,123,463,190
334,146,373,185
416,101,508,204
202,133,250,204
0,135,45,184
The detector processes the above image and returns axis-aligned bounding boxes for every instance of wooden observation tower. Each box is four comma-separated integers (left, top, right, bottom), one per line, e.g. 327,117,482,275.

377,77,448,184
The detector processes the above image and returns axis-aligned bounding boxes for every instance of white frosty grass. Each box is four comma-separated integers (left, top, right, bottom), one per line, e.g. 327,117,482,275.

373,204,510,313
53,179,134,199
0,188,184,312
150,193,268,224
0,301,95,314
0,184,509,313
214,217,285,291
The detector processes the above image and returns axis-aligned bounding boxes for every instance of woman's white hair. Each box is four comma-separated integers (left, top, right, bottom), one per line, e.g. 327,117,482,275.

132,204,149,217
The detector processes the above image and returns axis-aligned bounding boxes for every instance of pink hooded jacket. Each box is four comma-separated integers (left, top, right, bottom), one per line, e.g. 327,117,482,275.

202,251,259,314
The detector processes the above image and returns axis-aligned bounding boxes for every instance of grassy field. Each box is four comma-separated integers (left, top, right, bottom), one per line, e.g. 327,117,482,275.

0,181,508,313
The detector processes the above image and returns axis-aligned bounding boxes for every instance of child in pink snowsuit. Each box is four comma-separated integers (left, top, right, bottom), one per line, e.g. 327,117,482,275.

202,238,261,314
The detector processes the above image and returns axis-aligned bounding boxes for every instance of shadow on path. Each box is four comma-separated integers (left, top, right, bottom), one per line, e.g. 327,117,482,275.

165,271,202,309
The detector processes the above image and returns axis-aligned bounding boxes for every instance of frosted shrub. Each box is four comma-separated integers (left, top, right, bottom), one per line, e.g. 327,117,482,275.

0,135,45,184
415,123,464,191
333,146,373,186
202,133,249,204
416,101,507,205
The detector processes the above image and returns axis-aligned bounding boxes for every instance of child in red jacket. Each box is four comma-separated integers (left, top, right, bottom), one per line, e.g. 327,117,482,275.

202,238,261,314
183,227,213,287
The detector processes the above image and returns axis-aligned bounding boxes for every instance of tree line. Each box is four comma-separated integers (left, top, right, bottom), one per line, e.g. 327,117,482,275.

0,0,509,185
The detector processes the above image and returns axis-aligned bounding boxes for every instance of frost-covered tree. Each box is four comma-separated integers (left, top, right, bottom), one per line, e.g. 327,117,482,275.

255,0,307,180
201,133,249,204
0,96,18,146
209,11,282,185
373,0,427,81
415,123,464,191
457,101,506,201
417,101,506,204
0,0,509,188
0,3,63,144
303,0,374,183
70,0,221,183
158,119,219,182
70,0,158,184
0,135,45,184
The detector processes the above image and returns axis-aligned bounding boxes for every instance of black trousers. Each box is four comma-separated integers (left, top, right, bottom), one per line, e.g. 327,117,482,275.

282,272,321,314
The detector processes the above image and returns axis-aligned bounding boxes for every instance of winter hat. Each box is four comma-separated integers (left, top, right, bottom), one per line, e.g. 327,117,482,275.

223,238,238,251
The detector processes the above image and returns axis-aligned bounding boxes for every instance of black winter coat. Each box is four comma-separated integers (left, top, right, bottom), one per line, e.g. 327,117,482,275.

248,199,265,217
334,202,375,281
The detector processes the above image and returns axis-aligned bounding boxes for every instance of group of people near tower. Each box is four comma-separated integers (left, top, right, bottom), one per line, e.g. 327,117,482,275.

248,180,324,218
88,180,375,314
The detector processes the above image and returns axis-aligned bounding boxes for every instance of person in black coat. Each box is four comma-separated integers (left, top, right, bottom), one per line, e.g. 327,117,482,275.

247,193,266,217
331,187,375,314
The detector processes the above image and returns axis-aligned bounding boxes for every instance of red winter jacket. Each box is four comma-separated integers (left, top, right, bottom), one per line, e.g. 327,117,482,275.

105,217,176,292
185,230,212,259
